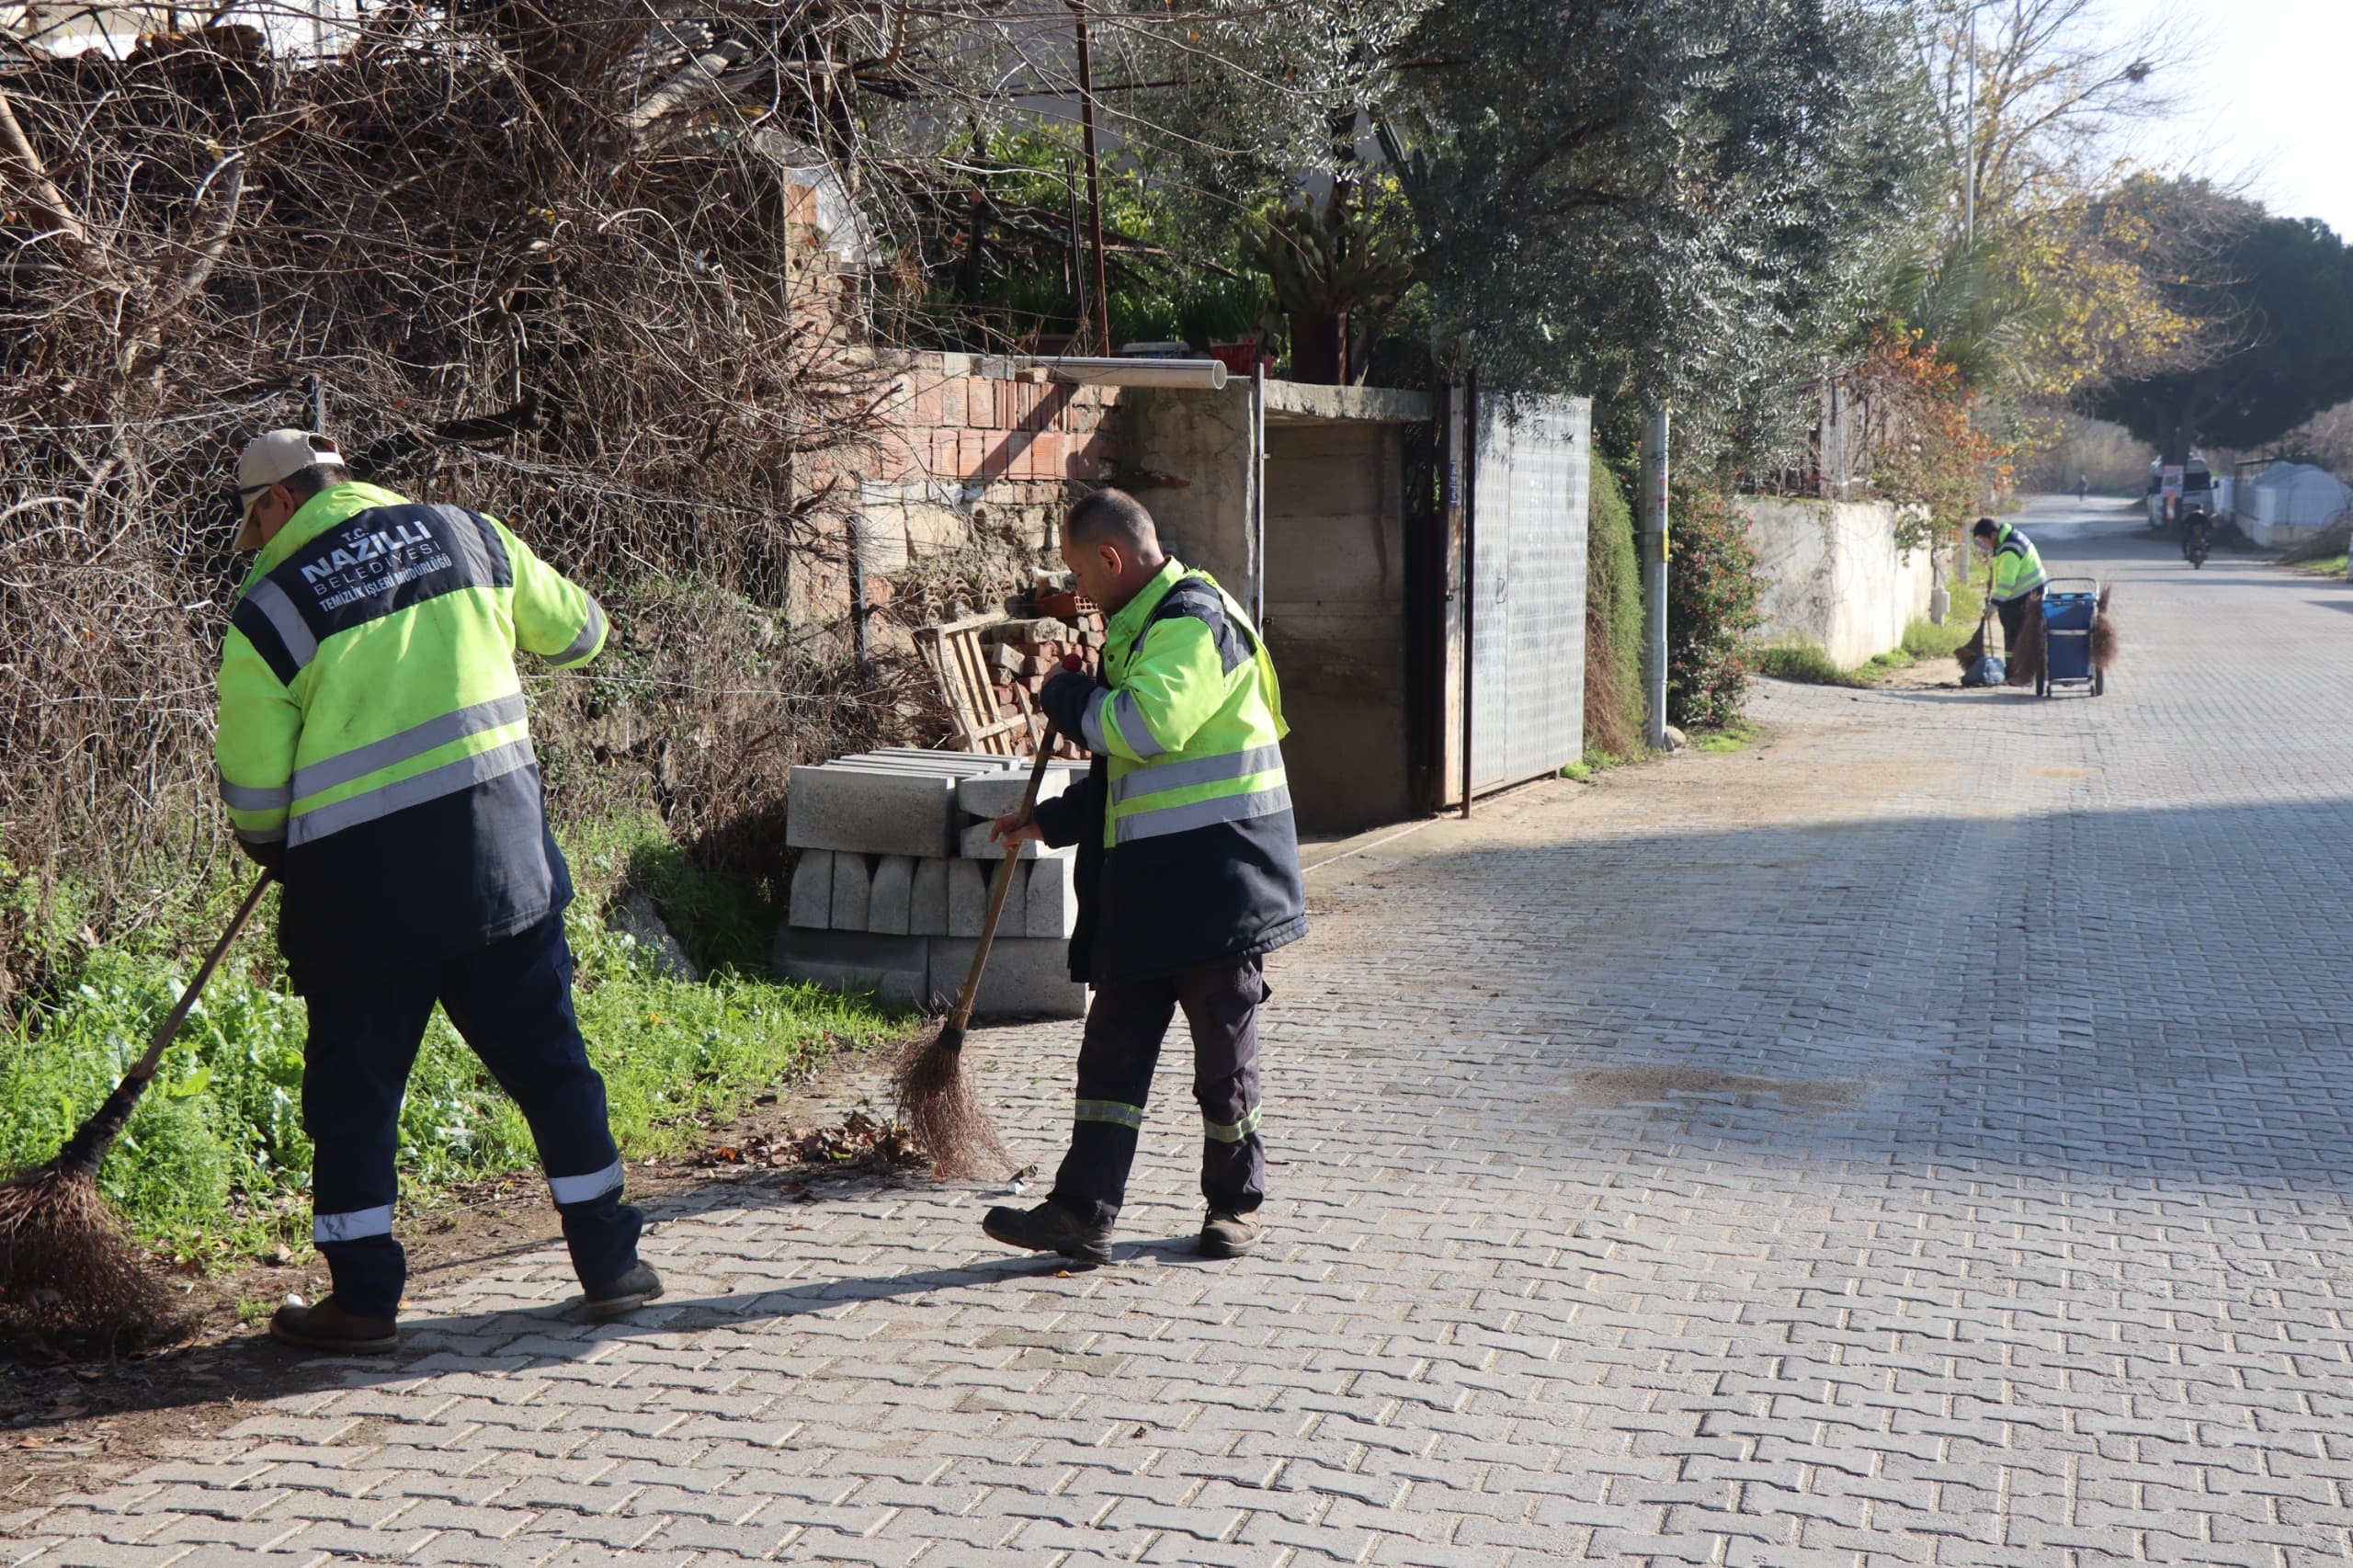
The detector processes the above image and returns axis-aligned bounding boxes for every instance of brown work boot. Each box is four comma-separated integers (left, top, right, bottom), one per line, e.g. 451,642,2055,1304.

581,1262,665,1321
1198,1211,1260,1259
268,1296,398,1354
983,1200,1114,1266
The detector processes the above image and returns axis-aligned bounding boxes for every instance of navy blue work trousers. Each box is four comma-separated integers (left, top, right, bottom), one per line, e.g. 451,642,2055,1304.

1049,957,1267,1232
301,912,641,1317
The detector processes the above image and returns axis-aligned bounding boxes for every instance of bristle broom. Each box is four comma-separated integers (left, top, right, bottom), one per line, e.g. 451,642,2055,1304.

891,1022,1012,1181
0,874,270,1343
887,703,1076,1184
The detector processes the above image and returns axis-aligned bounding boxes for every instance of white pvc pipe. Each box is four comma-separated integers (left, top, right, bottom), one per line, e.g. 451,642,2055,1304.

1028,356,1229,391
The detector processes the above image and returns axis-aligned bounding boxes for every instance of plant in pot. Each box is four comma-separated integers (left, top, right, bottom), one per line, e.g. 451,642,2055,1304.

1245,192,1415,385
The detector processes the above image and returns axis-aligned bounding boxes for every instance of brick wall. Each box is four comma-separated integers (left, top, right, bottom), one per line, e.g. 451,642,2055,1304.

792,353,1123,655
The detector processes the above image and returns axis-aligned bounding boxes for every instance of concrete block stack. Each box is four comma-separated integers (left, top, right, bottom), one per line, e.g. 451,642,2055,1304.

774,749,1091,1018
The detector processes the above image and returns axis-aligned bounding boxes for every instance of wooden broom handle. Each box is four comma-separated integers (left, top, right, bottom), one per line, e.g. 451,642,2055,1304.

128,871,275,1084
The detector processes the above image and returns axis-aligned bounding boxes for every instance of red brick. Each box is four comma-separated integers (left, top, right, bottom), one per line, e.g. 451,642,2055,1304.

914,381,943,426
959,430,986,479
870,431,914,483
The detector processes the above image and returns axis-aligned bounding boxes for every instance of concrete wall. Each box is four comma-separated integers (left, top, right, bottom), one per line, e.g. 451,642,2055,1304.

1742,498,1933,669
1263,422,1415,831
1119,382,1432,834
2239,464,2352,548
1115,384,1254,585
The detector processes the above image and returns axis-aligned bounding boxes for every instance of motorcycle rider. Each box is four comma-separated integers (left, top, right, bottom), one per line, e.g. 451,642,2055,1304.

2181,504,2211,565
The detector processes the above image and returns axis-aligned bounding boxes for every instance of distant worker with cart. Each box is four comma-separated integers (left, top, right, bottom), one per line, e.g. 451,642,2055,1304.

1972,517,2047,663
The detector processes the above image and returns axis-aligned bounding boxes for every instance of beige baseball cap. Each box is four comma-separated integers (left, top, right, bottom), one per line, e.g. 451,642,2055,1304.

233,428,344,550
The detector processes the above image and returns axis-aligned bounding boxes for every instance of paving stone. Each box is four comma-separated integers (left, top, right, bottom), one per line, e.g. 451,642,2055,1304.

955,764,1077,821
769,927,925,1008
784,765,961,858
786,849,834,929
1026,851,1078,939
928,935,1086,1021
958,820,1074,861
945,857,988,938
45,519,2353,1568
866,854,915,936
828,851,871,931
908,858,951,937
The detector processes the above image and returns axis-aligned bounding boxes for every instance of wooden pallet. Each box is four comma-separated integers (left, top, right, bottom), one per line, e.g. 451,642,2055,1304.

922,610,1029,755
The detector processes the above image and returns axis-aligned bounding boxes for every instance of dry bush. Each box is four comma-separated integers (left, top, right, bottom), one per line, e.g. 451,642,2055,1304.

0,10,931,1003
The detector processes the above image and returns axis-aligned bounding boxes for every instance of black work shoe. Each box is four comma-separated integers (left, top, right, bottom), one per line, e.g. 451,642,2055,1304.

581,1262,665,1320
983,1200,1114,1266
268,1296,398,1354
1198,1211,1260,1259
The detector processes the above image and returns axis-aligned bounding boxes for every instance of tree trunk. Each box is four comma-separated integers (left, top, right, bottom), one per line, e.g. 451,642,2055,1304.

1289,310,1347,385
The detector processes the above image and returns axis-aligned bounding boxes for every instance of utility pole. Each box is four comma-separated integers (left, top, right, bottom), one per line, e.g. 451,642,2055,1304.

1071,2,1113,356
1640,407,1670,750
1962,5,1977,250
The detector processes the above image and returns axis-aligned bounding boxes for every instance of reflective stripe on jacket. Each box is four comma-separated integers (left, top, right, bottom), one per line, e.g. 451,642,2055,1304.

1032,560,1307,985
1989,522,2048,604
214,482,607,986
1083,561,1293,846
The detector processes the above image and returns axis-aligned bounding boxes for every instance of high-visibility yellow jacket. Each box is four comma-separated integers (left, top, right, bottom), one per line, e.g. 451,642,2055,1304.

1032,560,1306,984
214,481,606,987
1988,521,2048,604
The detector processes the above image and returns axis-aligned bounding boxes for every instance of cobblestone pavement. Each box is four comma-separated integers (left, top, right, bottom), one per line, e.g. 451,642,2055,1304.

11,515,2353,1565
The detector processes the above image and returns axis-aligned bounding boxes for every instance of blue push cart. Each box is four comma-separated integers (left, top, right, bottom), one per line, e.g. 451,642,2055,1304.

2037,577,2103,698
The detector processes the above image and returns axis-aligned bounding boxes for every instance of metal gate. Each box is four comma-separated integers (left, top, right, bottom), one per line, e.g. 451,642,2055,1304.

1466,392,1590,794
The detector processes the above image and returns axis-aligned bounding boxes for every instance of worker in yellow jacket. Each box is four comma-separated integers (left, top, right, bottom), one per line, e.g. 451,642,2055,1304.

216,428,659,1351
1972,517,2048,683
982,489,1306,1265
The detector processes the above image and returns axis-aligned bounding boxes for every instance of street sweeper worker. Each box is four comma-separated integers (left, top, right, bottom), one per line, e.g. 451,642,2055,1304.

982,487,1306,1265
212,428,661,1351
1973,516,2047,655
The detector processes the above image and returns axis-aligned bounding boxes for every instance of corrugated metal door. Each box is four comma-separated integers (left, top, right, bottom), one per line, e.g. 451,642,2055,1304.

1467,393,1590,793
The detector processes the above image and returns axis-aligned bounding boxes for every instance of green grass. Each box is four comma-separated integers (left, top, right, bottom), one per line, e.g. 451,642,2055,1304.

1903,576,1984,663
1755,642,1874,688
1560,748,1645,782
0,813,906,1270
2288,553,2348,577
1694,719,1761,754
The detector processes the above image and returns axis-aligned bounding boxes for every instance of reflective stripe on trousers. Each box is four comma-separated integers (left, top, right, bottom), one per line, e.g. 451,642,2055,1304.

1202,1105,1264,1143
1074,1098,1146,1130
549,1157,624,1206
313,1204,394,1244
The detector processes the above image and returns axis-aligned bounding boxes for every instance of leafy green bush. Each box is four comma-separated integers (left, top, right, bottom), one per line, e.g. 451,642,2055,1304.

1665,487,1764,730
0,816,904,1265
1584,457,1646,755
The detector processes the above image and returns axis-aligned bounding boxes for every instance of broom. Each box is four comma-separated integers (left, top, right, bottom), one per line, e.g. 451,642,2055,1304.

0,872,274,1340
892,687,1079,1180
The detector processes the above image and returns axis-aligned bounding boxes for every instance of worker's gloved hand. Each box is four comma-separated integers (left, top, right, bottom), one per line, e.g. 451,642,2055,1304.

1039,666,1098,744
